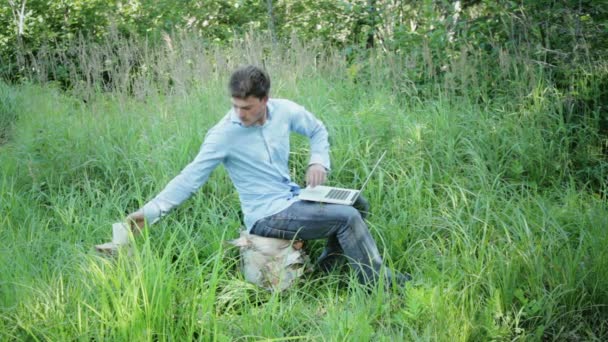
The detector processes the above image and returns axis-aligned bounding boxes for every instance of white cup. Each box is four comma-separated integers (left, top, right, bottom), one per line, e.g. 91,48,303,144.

112,222,130,245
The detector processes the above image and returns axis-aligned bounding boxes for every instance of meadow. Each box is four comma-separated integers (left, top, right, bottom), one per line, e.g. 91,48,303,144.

0,34,606,341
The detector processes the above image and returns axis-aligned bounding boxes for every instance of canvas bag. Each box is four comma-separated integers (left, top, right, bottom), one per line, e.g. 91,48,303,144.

228,231,310,292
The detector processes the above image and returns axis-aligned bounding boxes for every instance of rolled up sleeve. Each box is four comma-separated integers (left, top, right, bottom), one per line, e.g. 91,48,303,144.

290,106,330,170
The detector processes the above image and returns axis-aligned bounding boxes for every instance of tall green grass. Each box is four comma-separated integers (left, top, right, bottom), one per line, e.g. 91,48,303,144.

0,34,606,340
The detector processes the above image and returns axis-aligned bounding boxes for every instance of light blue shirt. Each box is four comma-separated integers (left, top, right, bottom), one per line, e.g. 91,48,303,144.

141,98,330,231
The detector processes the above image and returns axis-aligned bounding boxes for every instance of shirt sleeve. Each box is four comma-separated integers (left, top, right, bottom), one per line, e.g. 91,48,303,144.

289,105,331,170
142,127,227,224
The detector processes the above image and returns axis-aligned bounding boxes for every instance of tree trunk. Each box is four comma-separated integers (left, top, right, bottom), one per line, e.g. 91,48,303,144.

266,0,277,44
8,0,28,36
366,0,377,48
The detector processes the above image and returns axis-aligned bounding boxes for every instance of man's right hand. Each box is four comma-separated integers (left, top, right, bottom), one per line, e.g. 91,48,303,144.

126,210,146,235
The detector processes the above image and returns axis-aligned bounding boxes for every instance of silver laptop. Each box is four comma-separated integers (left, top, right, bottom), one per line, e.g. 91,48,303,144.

298,151,386,205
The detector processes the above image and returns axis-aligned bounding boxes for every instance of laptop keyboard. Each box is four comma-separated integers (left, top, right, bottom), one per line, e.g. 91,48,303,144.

326,189,352,200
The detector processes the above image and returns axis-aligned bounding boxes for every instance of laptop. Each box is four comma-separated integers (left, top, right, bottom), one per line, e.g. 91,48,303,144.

298,151,386,205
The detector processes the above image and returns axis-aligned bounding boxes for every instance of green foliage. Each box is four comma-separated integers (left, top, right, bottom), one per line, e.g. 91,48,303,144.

0,82,18,144
0,33,607,338
0,3,606,339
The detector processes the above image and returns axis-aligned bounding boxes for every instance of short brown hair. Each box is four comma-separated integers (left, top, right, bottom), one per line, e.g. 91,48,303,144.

229,65,271,99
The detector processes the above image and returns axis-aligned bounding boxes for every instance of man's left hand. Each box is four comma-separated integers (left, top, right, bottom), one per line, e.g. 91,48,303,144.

306,164,327,188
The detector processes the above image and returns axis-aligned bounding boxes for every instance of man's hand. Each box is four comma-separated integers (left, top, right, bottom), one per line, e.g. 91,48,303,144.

306,164,327,188
126,210,146,236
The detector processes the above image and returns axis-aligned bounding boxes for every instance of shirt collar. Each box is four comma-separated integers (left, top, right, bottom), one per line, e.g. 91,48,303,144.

229,100,274,126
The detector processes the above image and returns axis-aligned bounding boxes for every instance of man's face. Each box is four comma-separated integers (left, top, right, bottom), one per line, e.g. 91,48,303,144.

232,96,268,127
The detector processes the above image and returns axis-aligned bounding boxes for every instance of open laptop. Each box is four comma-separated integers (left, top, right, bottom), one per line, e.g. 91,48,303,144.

298,151,386,205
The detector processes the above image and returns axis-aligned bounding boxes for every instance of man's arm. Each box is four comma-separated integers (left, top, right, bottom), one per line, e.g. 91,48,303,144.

128,128,227,232
289,106,330,187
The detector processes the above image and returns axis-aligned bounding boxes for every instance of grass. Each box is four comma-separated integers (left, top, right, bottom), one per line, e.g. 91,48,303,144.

0,34,607,341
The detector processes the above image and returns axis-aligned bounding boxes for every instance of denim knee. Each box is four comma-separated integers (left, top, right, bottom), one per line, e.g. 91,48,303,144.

338,205,363,222
354,196,370,219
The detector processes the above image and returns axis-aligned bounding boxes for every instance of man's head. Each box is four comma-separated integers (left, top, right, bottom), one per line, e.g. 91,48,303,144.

229,65,270,99
229,65,271,126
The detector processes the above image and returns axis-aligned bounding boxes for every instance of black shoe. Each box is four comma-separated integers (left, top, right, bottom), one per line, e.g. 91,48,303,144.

387,270,412,288
396,272,412,285
316,253,347,273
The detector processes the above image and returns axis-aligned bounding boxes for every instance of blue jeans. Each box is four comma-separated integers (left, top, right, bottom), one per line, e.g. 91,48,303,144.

250,196,402,286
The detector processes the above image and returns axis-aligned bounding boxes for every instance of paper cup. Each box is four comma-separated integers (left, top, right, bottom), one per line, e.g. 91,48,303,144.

95,242,119,254
112,222,130,245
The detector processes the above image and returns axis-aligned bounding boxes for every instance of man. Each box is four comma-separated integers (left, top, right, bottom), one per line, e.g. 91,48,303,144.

126,65,410,287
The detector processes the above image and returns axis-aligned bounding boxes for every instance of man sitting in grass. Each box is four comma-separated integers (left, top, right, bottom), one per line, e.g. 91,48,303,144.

125,65,411,287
